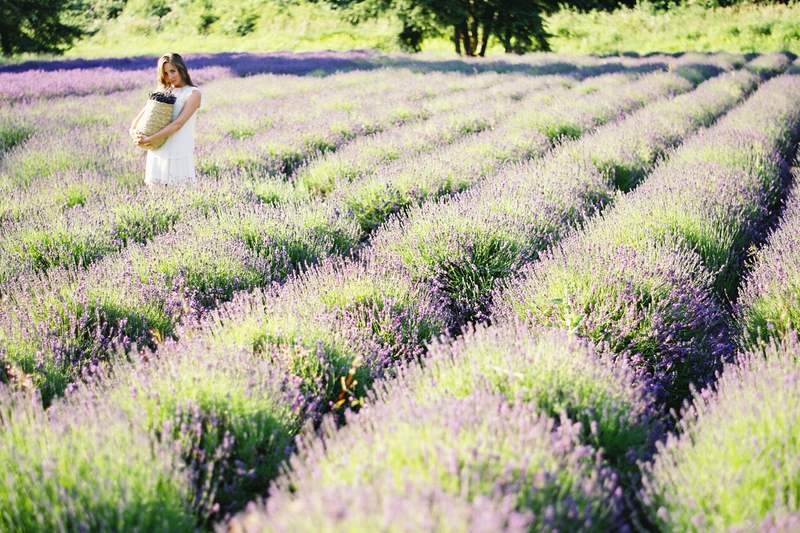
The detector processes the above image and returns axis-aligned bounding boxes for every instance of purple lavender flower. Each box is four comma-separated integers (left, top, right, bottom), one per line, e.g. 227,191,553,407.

0,385,196,531
641,336,800,531
243,387,623,532
736,178,800,349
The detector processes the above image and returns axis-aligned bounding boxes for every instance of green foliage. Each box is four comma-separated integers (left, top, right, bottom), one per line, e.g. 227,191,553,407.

417,326,658,473
146,0,171,18
0,122,33,156
332,0,554,55
4,0,797,59
0,0,86,56
548,2,800,54
223,6,260,36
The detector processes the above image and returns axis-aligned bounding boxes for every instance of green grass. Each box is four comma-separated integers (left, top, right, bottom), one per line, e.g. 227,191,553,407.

547,2,800,55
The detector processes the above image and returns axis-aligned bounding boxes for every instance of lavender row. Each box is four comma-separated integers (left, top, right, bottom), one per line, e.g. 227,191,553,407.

0,50,649,102
199,72,558,182
371,68,759,323
0,50,380,102
0,384,198,531
735,177,800,349
294,71,638,198
0,65,231,103
742,51,794,77
640,336,800,531
229,325,652,532
334,67,708,234
494,71,800,411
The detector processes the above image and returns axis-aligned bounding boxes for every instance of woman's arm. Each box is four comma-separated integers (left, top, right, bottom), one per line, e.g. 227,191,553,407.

143,91,202,144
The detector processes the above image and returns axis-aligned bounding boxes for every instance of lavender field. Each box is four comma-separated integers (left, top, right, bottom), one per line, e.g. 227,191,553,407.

1,50,799,532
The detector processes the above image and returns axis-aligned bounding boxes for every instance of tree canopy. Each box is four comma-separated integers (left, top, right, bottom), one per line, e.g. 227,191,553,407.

330,0,635,55
0,0,89,56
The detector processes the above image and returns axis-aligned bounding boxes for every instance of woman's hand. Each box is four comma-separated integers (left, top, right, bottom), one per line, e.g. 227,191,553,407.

134,132,153,147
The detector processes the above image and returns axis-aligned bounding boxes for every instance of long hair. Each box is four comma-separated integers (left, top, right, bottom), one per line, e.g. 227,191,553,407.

156,53,195,90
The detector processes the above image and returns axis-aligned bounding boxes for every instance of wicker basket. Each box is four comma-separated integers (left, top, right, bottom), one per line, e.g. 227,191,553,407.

131,92,175,150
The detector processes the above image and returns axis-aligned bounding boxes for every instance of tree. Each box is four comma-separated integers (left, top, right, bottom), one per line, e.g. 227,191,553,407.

331,0,554,56
0,0,86,56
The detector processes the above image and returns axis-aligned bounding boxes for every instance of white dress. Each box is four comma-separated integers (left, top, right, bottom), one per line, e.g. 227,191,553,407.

145,85,201,185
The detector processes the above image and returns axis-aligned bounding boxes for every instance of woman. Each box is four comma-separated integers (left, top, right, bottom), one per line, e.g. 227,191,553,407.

130,53,202,187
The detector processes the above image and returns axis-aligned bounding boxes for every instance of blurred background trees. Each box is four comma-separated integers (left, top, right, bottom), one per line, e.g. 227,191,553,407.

0,0,797,59
327,0,639,55
0,0,86,56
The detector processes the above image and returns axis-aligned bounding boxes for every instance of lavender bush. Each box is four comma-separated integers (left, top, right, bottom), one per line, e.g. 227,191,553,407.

641,337,800,531
0,386,197,531
397,324,661,473
235,388,624,532
736,176,800,349
293,73,573,197
743,52,794,77
584,74,800,300
100,338,304,520
0,65,230,102
194,252,451,418
335,69,681,233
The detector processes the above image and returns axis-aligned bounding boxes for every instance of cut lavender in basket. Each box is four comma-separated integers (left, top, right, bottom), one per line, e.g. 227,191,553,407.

148,91,177,104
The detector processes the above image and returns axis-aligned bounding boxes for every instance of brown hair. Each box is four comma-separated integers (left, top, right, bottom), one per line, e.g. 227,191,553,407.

156,53,195,90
